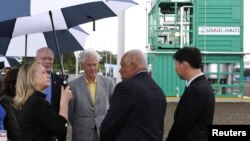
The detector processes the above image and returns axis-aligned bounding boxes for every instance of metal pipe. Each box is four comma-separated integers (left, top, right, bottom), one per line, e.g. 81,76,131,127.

180,7,183,48
227,64,233,94
147,51,176,54
180,6,193,48
25,35,27,62
201,51,249,55
116,11,125,83
147,50,250,55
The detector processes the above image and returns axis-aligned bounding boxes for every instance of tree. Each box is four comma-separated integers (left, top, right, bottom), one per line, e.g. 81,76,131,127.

53,52,76,74
20,57,35,64
52,50,117,74
98,50,117,73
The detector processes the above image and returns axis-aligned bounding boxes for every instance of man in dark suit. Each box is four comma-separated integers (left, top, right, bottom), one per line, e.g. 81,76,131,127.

36,47,65,141
100,49,167,141
166,47,215,141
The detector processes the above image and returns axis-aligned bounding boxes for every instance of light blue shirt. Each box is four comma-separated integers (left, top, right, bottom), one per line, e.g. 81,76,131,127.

44,74,52,103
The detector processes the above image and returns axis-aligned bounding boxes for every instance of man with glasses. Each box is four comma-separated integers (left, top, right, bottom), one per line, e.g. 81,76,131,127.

68,49,115,141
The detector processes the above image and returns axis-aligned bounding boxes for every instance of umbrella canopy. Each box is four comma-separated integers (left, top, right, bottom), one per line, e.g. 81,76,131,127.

0,56,20,67
0,26,88,57
0,0,137,22
0,0,62,22
0,0,137,37
0,0,136,81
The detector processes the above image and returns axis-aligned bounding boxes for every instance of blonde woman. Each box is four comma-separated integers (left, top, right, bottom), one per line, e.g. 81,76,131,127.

14,61,72,141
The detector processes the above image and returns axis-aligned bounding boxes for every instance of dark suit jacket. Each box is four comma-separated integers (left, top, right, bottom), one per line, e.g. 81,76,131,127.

100,72,167,141
19,91,68,141
50,73,67,141
0,95,20,141
50,73,63,114
166,75,215,141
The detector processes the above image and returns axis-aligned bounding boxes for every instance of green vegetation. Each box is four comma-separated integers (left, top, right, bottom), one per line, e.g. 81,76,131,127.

19,51,117,74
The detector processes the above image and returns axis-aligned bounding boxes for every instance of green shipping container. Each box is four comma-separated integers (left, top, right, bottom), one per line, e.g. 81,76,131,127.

196,0,243,52
147,0,244,97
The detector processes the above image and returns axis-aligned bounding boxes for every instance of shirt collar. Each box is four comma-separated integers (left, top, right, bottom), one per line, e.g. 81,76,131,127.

133,70,148,77
186,73,204,87
84,73,97,84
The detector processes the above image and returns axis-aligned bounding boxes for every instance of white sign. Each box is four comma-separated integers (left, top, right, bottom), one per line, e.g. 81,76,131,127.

198,27,240,35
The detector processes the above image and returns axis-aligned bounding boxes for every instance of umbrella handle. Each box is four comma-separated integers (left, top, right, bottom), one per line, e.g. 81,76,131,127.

63,75,68,87
87,16,95,31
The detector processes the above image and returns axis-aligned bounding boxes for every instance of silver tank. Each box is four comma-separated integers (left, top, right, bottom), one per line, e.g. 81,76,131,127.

206,64,228,79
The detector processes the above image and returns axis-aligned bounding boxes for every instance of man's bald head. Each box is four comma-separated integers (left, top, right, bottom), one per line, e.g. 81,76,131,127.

36,47,54,73
119,49,148,81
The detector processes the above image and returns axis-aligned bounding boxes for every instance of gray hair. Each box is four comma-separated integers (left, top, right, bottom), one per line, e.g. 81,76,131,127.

78,48,101,64
36,47,54,58
123,49,147,66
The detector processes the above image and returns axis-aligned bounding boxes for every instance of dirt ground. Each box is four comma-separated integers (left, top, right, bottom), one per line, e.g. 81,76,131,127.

244,81,250,97
163,81,250,140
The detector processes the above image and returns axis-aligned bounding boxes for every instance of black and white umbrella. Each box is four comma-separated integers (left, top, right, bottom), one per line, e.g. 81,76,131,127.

0,26,88,57
0,0,137,22
0,0,137,35
0,0,137,57
0,56,20,67
0,0,65,22
0,0,136,83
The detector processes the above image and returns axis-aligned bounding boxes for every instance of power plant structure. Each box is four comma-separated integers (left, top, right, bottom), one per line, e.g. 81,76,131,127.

147,0,244,97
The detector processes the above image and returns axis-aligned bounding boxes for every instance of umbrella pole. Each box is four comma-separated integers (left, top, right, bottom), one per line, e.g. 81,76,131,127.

25,35,27,62
49,11,67,85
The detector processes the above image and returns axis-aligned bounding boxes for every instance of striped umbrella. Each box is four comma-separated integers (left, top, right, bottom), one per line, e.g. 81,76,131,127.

0,26,88,57
0,0,136,82
0,56,20,67
0,0,137,22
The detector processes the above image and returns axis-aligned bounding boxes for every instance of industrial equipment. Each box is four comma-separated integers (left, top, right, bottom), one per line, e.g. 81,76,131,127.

147,0,244,97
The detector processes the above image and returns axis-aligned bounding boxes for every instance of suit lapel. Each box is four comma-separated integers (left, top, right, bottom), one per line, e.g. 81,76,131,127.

95,75,101,106
189,75,206,87
182,75,206,97
82,75,94,105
